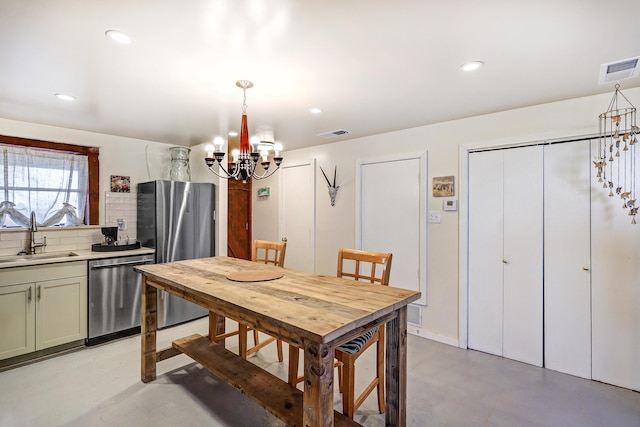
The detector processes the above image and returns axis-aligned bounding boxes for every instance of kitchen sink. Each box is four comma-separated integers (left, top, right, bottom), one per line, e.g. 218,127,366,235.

0,251,79,264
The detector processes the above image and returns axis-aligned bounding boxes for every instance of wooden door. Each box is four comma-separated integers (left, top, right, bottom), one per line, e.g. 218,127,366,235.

544,140,592,379
280,160,315,272
502,146,543,367
468,150,504,356
227,178,252,260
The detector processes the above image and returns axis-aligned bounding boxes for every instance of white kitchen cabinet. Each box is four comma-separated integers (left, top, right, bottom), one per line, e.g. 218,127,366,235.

0,261,87,361
468,146,544,367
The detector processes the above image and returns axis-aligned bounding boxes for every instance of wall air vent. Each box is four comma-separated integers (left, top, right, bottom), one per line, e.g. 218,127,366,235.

407,304,422,326
599,56,640,84
316,129,350,138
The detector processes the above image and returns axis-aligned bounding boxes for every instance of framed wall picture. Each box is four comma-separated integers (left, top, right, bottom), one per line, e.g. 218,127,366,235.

433,176,454,197
110,175,131,193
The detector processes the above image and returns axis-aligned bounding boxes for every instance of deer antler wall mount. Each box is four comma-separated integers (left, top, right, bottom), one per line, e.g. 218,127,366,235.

320,166,339,206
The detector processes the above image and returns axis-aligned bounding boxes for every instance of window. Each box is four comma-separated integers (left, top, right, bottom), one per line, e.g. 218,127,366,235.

0,136,99,227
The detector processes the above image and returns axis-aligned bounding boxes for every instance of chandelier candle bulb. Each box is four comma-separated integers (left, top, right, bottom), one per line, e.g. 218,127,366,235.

205,144,215,159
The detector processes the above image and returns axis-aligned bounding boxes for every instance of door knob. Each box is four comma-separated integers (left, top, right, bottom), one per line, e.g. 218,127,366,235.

282,237,288,242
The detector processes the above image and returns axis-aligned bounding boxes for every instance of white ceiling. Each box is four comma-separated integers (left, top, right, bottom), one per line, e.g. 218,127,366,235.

1,1,639,151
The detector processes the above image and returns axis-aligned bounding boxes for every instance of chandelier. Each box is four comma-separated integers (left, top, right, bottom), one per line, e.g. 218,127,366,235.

204,80,283,183
594,83,639,224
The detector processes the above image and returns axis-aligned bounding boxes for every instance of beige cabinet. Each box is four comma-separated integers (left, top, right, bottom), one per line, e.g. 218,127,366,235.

0,261,87,361
0,283,36,359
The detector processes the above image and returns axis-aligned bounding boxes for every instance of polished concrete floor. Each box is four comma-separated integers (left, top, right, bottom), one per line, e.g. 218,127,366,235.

1,318,639,426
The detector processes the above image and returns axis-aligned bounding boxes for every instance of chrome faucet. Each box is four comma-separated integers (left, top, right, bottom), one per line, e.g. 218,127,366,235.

28,211,46,255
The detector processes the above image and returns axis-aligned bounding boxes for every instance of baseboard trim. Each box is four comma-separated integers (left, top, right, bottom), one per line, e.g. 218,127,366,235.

407,328,459,347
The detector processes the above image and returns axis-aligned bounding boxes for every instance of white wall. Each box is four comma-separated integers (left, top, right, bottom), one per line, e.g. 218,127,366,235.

252,88,640,345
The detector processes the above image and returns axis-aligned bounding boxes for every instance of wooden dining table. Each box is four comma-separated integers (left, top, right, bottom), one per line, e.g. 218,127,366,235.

135,256,421,427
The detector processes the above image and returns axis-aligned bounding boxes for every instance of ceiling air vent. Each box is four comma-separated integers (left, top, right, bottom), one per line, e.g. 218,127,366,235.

316,129,350,138
599,56,640,84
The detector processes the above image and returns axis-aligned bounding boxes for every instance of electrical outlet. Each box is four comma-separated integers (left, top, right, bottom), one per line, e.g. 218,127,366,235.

428,211,441,224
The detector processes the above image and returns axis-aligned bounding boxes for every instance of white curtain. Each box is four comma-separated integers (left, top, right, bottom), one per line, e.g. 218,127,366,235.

0,144,88,227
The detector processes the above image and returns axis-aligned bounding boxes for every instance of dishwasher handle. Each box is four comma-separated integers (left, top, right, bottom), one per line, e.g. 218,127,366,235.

90,259,154,269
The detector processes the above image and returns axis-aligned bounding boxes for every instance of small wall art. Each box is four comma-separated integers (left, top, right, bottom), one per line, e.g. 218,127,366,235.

432,176,454,197
110,175,131,193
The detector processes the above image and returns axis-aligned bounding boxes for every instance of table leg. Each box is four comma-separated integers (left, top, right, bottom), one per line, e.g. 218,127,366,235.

141,276,157,383
208,311,226,343
385,306,408,427
239,323,248,359
303,342,334,427
288,344,300,386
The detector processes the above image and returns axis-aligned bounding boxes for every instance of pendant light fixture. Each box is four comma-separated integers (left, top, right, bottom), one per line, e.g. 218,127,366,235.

204,80,283,183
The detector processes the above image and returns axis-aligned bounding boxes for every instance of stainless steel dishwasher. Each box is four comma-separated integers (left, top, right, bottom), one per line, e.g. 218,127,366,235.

87,254,154,345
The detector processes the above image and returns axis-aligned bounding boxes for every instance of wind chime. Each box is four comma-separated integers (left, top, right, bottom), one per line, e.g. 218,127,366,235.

594,83,639,224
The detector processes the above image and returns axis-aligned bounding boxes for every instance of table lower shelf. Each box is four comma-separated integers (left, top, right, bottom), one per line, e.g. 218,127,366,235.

172,334,360,427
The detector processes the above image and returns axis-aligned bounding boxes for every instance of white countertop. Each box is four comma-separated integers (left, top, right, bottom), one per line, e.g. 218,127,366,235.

0,247,155,269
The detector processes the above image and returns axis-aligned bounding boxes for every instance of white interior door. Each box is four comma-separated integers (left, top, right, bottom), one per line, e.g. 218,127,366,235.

544,140,592,379
280,160,315,272
357,153,427,304
502,146,543,367
468,150,504,356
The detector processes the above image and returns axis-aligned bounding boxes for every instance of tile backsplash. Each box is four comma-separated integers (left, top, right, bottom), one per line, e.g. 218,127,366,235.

0,192,139,257
104,191,138,242
0,226,104,256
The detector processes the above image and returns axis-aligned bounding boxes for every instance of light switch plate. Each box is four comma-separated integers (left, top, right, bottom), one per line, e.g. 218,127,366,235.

428,211,441,223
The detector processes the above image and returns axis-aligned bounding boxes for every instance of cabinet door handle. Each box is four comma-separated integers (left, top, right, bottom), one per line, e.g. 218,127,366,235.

502,259,508,264
27,287,32,302
582,266,590,271
37,285,41,300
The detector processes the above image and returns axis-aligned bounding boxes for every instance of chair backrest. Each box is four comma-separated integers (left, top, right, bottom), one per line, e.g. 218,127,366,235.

252,240,287,267
337,248,392,286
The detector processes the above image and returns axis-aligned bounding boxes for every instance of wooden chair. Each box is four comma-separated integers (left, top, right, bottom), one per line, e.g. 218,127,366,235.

287,248,392,419
209,240,286,362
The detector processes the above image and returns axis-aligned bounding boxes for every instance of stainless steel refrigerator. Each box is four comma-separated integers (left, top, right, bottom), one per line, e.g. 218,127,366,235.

137,180,215,328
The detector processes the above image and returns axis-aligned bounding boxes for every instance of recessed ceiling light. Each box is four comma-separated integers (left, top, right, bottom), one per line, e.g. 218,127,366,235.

54,93,76,101
461,61,484,72
309,107,322,114
228,131,238,137
105,30,133,45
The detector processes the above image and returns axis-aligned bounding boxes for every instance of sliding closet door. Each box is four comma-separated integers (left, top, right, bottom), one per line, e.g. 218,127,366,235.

468,146,543,366
544,141,592,378
468,150,504,356
502,146,543,367
591,140,640,391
